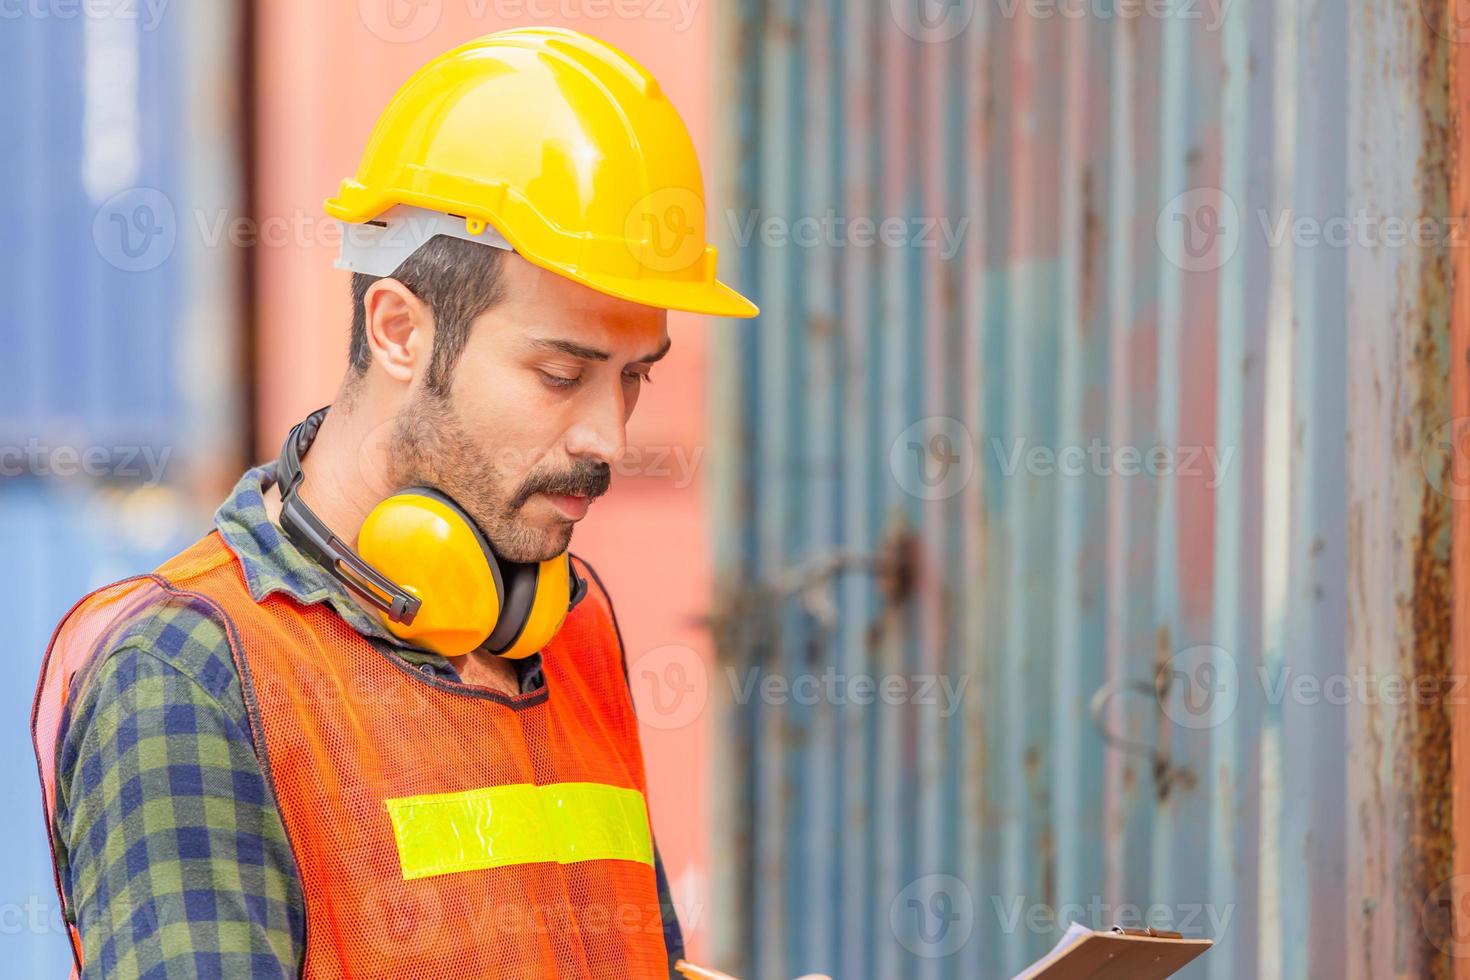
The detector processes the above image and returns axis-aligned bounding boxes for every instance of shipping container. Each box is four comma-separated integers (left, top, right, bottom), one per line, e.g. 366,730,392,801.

709,1,1467,977
0,1,243,971
1,482,206,976
0,2,243,475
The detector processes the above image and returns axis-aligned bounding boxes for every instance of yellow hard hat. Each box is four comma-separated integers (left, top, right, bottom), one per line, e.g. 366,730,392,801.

325,27,758,319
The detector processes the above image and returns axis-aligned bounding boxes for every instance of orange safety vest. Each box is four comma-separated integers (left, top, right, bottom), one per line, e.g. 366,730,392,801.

33,531,669,979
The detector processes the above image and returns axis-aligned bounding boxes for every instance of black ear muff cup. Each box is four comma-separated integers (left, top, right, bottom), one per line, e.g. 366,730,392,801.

487,560,540,654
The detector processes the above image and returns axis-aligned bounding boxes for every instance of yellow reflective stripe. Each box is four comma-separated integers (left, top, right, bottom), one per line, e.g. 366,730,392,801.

384,781,653,881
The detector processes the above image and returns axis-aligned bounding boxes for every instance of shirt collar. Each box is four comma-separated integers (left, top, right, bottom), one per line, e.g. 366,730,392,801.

213,460,446,666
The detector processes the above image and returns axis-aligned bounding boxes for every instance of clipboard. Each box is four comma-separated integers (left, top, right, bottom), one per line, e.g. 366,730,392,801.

1011,923,1213,979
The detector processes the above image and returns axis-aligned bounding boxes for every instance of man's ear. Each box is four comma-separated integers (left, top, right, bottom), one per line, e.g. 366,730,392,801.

362,278,430,384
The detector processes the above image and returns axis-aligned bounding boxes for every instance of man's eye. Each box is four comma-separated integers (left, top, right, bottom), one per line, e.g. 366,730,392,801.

623,370,653,386
539,371,580,390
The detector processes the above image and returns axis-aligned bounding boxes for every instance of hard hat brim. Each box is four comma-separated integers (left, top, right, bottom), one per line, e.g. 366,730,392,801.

550,264,761,319
327,189,760,318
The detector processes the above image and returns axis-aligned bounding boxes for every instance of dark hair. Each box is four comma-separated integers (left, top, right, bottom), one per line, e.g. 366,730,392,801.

348,235,507,397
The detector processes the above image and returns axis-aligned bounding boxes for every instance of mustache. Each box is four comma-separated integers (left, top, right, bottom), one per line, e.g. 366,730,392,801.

511,459,612,508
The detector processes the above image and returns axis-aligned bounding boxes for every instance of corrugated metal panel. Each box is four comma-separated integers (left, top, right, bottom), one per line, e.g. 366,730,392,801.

711,1,1458,977
1344,0,1456,976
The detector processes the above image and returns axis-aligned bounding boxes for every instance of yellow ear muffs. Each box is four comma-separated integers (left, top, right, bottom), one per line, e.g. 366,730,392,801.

275,408,578,660
356,489,504,657
354,487,574,660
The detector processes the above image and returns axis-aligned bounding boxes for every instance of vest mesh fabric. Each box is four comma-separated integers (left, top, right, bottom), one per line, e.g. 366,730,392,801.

34,532,668,979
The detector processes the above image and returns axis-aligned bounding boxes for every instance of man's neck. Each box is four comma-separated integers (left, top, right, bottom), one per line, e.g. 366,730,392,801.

263,400,523,698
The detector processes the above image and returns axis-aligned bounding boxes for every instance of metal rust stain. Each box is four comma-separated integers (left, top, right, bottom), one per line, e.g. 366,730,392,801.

1079,165,1102,334
1449,0,1470,976
1149,625,1197,802
1409,477,1455,979
1405,0,1457,975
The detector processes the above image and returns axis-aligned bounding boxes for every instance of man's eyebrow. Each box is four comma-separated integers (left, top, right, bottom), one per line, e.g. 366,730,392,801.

529,336,672,364
530,338,609,361
633,337,673,364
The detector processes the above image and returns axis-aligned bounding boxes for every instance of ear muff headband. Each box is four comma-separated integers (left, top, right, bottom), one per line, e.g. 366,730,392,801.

275,405,585,659
278,406,423,626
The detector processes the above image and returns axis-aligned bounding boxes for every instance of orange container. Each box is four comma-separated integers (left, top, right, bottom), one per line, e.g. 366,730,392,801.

251,0,720,958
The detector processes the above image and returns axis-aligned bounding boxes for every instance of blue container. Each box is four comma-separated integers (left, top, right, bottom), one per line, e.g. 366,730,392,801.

0,3,242,973
0,5,183,455
0,482,203,976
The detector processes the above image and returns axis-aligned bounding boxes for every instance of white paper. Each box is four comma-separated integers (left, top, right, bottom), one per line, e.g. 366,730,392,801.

1010,920,1096,980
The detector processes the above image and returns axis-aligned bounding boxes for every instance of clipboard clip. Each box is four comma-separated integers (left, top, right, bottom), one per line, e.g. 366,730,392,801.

1111,925,1185,940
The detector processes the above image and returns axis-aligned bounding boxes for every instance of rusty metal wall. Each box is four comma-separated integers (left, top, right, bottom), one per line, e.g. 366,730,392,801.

708,0,1462,977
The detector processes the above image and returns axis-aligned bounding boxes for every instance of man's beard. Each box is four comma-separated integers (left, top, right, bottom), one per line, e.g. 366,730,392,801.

384,391,611,563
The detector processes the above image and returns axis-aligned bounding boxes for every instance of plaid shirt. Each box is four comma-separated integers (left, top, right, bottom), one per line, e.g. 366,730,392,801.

49,462,683,977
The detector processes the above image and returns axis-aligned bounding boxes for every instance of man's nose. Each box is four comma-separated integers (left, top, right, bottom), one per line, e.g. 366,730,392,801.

563,387,628,467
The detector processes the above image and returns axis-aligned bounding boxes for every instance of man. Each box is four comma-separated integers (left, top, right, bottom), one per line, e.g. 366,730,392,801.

33,27,756,978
